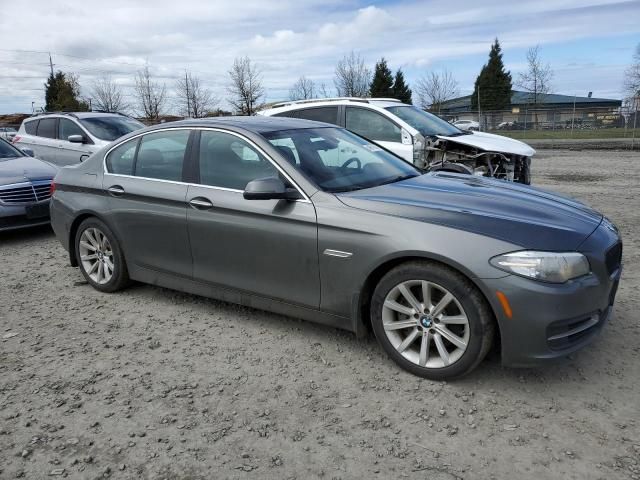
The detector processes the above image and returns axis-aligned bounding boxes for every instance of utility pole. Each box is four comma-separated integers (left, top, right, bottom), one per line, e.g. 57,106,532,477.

571,94,577,138
185,71,191,118
477,85,481,131
48,53,54,77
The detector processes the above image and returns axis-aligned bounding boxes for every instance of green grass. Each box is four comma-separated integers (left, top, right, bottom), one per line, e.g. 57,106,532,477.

488,128,640,140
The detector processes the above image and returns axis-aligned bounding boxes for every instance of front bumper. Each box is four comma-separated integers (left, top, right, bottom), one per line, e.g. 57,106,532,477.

479,223,622,367
0,200,51,232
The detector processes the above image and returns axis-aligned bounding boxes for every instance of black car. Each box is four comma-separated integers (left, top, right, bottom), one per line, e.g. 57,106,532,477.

0,138,57,231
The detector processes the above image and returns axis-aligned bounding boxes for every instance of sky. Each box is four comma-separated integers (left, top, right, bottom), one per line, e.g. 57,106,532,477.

0,0,639,114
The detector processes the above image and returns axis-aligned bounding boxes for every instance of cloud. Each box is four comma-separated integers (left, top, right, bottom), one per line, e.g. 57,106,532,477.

0,0,638,113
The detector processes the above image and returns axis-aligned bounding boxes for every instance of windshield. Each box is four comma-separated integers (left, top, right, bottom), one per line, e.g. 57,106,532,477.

386,106,464,137
80,116,144,141
0,139,23,160
263,127,420,193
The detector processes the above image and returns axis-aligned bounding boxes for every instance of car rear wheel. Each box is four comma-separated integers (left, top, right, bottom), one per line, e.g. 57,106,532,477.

371,261,494,379
75,218,129,292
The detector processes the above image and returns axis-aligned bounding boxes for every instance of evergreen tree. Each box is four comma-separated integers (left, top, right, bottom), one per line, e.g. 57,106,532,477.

471,39,512,111
392,69,412,104
45,71,89,111
369,58,394,97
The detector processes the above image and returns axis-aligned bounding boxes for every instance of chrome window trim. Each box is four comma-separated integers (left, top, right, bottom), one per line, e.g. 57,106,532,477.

102,126,311,203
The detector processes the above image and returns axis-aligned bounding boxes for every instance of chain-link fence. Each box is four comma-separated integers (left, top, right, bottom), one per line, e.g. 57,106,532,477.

441,103,639,149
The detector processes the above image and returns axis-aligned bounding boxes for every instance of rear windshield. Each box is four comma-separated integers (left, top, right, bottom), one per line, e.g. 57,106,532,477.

80,116,144,141
0,139,23,160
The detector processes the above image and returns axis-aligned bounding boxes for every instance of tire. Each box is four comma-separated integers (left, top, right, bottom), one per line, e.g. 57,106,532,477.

370,261,494,380
75,217,130,293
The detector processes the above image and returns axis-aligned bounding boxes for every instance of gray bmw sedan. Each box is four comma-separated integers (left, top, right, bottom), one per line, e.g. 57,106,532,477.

50,117,622,379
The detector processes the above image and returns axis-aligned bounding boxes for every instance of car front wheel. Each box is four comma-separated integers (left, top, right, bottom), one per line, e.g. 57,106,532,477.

371,261,494,379
75,218,129,292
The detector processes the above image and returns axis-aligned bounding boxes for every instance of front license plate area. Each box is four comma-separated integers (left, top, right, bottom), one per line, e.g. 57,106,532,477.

26,204,49,219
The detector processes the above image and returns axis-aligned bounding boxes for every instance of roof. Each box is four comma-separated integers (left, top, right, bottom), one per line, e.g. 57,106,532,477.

158,115,335,134
263,97,408,116
28,111,133,120
439,90,622,112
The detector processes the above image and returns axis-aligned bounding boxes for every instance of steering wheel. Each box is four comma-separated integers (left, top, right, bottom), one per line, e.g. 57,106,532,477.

340,157,361,171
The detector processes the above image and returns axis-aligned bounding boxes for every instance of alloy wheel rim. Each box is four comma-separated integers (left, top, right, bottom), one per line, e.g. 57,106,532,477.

382,280,470,369
79,228,114,285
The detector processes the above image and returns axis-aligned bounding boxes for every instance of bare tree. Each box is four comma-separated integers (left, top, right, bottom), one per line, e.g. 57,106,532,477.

624,43,640,100
227,56,264,115
176,71,218,118
334,52,371,97
415,69,460,113
318,82,330,98
90,75,128,112
516,45,553,105
288,76,316,101
134,66,167,121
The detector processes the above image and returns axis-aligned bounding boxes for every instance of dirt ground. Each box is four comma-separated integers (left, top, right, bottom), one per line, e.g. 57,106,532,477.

1,149,639,480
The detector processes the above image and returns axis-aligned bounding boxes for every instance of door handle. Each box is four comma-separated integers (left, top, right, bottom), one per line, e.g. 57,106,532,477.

189,197,213,210
107,185,125,196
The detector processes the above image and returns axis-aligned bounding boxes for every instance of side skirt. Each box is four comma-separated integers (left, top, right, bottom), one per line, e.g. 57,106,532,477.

129,264,352,332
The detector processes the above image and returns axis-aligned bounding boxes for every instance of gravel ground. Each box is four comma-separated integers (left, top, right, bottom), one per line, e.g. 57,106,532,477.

1,149,639,480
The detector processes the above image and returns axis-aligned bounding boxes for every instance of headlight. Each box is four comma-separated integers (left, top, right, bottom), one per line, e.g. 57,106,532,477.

490,251,590,283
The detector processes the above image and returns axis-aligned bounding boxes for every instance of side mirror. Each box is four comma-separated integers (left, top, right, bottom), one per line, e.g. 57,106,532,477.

68,134,85,143
401,128,413,145
243,177,302,201
20,147,35,157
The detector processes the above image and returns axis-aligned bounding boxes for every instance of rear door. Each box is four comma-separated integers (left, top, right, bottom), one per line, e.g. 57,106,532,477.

31,117,59,162
57,118,91,165
345,107,413,161
186,129,320,308
103,128,193,278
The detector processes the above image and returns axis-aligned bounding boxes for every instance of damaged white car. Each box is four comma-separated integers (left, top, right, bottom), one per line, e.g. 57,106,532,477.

260,98,535,184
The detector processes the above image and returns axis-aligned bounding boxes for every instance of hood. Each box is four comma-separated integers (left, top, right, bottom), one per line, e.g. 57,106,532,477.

437,131,536,157
338,173,602,250
0,155,58,186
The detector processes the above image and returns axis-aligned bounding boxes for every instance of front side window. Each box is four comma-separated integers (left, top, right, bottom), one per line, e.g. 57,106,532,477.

199,131,279,190
58,119,85,141
36,118,57,139
106,138,138,175
263,127,419,193
135,130,190,181
345,107,401,143
296,107,339,125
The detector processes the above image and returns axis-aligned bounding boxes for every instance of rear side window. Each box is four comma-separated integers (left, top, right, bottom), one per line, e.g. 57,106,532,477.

59,119,85,141
106,138,138,175
24,120,38,135
296,107,339,125
346,107,401,143
135,130,190,181
273,111,298,118
36,118,57,139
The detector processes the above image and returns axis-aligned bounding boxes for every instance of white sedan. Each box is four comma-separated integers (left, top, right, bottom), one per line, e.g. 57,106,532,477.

452,119,480,131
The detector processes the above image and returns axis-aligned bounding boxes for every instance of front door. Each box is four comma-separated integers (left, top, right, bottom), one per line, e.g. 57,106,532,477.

103,129,193,278
186,129,320,308
345,106,413,162
57,118,91,165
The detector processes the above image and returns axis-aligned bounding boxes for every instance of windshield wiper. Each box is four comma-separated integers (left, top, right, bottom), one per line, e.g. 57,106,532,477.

440,131,472,137
375,174,420,187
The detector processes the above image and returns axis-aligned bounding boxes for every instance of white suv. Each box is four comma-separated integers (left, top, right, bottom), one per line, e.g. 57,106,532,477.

260,98,535,184
13,112,144,166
